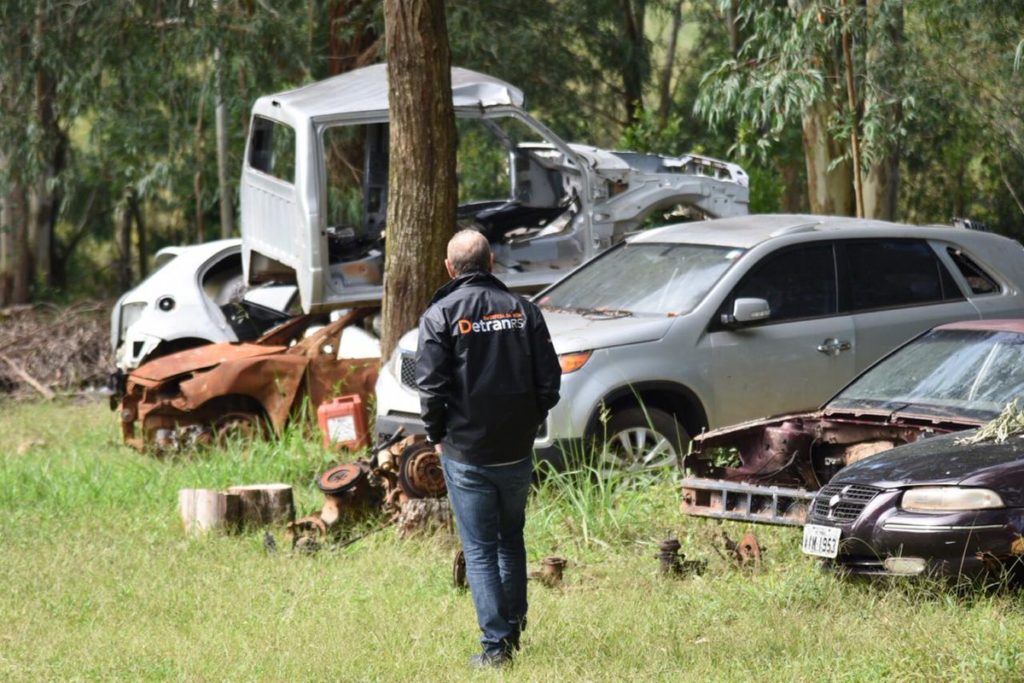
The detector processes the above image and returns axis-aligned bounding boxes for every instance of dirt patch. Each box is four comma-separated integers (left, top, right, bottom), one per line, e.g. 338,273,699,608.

0,301,113,399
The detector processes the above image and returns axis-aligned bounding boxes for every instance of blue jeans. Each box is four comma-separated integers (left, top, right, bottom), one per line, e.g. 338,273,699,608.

442,455,533,655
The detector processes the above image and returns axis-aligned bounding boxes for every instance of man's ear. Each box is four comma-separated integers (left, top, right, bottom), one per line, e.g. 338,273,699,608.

445,259,457,279
488,252,495,272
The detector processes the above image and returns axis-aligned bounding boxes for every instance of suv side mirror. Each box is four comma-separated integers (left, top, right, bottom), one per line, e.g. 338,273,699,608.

721,297,771,326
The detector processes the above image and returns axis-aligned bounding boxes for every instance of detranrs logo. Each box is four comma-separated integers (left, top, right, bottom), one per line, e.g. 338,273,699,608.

457,311,526,334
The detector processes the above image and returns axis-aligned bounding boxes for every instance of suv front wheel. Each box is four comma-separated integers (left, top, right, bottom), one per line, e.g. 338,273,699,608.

599,407,688,472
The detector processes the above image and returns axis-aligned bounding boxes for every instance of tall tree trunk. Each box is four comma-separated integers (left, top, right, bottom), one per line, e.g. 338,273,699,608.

802,101,855,215
328,0,381,75
778,159,805,212
213,0,234,239
117,195,133,292
11,183,32,304
840,0,864,218
29,4,58,290
656,0,684,126
862,0,902,220
0,176,14,306
131,190,148,279
194,90,207,244
725,0,740,56
620,0,647,127
380,0,457,361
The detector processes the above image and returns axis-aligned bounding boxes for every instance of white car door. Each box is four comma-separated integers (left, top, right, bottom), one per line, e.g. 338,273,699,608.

709,242,856,428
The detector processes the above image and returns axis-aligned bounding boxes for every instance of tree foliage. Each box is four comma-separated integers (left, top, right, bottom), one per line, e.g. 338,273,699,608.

1,0,1023,304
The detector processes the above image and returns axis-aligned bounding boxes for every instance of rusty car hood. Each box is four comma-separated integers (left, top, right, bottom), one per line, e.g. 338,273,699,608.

696,407,983,446
132,343,288,382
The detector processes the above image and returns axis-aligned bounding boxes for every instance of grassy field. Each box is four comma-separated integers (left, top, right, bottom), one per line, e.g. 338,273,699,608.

3,400,1024,681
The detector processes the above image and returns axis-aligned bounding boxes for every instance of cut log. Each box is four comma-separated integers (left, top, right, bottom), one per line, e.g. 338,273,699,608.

226,483,295,526
178,488,241,534
395,498,453,538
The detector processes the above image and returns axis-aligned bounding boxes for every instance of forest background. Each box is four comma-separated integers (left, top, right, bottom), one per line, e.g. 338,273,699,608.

1,0,1023,306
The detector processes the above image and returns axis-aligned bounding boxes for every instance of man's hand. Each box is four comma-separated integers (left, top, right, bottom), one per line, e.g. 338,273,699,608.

433,443,443,456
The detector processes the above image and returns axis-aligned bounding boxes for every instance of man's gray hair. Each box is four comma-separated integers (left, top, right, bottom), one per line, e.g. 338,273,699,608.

447,229,492,275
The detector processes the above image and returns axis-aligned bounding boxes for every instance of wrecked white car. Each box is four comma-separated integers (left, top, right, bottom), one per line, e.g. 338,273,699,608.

111,239,296,373
240,63,749,312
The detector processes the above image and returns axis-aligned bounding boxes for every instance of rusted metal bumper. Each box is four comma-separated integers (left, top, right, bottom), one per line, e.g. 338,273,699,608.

680,477,816,526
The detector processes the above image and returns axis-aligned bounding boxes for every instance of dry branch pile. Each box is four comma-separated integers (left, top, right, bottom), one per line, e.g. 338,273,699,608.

0,301,113,400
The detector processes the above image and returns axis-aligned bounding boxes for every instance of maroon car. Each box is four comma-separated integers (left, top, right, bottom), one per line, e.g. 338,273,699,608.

682,320,1024,529
802,429,1024,579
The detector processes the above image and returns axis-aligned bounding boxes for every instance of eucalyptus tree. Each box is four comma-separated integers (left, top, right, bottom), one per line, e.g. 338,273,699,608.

696,0,910,218
380,0,458,361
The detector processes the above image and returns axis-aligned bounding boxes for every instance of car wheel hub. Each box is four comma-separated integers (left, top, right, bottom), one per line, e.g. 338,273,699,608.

603,427,677,471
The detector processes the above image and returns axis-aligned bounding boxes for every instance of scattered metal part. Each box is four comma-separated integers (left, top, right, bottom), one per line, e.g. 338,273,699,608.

286,514,329,550
736,533,763,567
538,556,567,587
655,538,707,578
285,435,450,549
263,531,277,554
656,539,683,575
720,531,764,568
453,548,467,589
319,462,368,494
294,535,320,555
398,443,446,499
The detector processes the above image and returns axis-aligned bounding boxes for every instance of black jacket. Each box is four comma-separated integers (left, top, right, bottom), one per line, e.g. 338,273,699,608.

416,271,561,466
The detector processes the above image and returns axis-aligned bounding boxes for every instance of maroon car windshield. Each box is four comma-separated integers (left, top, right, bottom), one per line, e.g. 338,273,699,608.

830,329,1024,421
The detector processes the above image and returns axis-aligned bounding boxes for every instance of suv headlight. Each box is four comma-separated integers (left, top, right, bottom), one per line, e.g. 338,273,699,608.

558,351,592,374
901,487,1004,512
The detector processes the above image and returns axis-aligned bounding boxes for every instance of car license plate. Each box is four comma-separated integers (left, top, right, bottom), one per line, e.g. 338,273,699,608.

802,524,841,558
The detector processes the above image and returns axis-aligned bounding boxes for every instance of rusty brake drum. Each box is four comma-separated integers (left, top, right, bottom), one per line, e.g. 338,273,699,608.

318,462,368,495
397,442,447,498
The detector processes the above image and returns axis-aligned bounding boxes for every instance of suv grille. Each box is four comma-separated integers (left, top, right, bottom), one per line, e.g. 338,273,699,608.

400,354,418,390
808,483,882,524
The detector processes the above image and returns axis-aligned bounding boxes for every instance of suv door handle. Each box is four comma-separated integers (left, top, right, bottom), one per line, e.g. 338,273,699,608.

817,338,852,356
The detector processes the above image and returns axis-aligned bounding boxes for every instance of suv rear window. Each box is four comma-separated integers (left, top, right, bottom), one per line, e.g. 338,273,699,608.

248,116,296,183
946,247,999,295
842,239,961,311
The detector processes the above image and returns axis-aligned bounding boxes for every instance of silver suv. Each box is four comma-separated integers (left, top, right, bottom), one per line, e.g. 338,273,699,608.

374,214,1024,469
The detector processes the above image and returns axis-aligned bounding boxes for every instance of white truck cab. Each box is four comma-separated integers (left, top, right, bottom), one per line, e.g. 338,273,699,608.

239,63,749,312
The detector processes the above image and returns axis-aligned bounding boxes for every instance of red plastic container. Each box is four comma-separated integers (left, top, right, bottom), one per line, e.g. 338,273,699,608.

317,394,369,451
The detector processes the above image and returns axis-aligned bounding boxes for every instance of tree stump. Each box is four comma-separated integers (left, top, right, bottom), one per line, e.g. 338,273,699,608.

178,489,241,534
226,484,295,526
395,498,453,538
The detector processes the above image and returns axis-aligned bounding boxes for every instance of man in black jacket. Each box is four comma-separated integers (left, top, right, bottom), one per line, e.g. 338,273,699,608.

416,229,561,668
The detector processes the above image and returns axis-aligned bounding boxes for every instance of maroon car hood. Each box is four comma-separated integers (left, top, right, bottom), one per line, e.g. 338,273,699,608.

696,408,981,444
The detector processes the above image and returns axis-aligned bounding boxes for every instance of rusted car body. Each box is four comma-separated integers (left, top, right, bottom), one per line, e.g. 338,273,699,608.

119,310,378,450
681,320,1024,525
682,409,979,525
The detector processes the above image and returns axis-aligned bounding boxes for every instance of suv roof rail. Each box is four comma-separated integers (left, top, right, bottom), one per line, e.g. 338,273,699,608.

768,222,820,238
952,217,991,231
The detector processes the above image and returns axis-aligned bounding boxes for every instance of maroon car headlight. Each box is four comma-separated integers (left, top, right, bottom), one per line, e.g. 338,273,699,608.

901,487,1004,512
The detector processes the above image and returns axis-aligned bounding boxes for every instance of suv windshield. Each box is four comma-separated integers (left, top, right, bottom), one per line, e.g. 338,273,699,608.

537,243,742,316
831,329,1024,421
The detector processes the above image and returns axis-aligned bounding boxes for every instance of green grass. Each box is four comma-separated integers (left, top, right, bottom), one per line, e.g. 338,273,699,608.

3,401,1024,681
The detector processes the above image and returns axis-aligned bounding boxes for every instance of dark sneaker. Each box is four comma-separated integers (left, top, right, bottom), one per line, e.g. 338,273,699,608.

469,650,513,669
